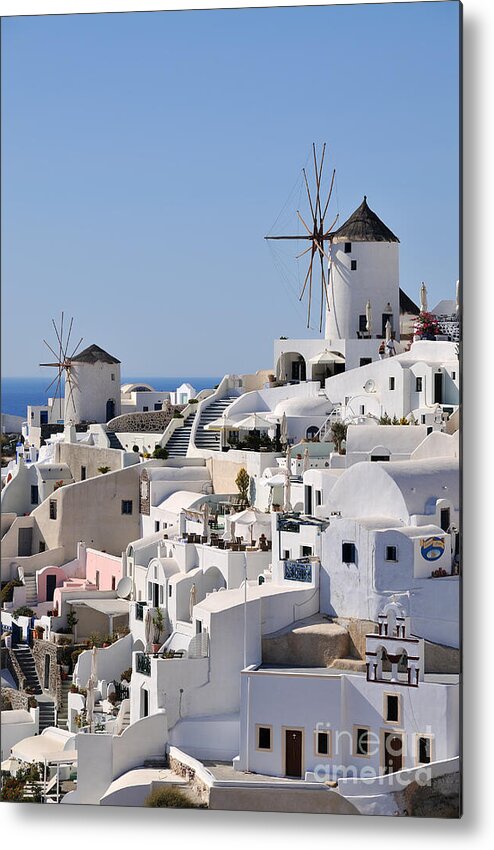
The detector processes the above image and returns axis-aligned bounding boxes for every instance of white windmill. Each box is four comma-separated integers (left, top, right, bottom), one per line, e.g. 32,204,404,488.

39,313,84,425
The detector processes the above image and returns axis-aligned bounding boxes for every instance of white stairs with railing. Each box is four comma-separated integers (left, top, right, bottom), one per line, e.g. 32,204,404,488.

24,574,38,606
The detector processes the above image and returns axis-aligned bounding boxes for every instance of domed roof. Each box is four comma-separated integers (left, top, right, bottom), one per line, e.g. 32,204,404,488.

273,396,332,417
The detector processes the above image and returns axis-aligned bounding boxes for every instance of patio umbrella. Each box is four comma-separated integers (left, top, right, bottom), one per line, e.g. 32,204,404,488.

189,583,197,621
230,520,236,543
420,281,428,312
385,319,392,343
229,508,270,545
144,607,153,651
90,645,98,687
236,413,274,430
277,352,287,382
280,412,288,446
284,447,292,512
303,448,310,473
365,299,372,334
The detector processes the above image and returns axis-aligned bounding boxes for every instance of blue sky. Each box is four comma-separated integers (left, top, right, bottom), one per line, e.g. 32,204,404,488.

1,2,460,377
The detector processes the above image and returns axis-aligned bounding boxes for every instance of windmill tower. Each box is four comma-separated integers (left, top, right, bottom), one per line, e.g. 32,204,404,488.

40,315,121,424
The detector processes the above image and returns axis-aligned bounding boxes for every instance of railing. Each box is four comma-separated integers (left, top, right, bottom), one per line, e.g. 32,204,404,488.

315,408,342,443
135,602,147,621
112,681,130,701
136,652,151,675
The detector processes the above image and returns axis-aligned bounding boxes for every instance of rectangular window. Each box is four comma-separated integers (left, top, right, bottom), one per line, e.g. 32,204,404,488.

389,377,395,390
301,545,313,557
155,521,160,532
81,466,87,481
315,731,331,756
385,545,398,562
168,584,172,598
195,619,202,634
344,242,352,253
31,485,39,505
342,542,356,563
154,403,161,411
418,736,432,765
440,507,450,532
49,500,57,520
385,694,400,723
359,314,367,333
39,541,46,553
315,490,322,507
305,484,313,515
121,500,133,515
452,371,456,380
360,405,365,415
111,576,116,591
421,415,426,425
95,570,100,589
415,377,423,392
111,373,115,381
283,550,290,560
351,260,357,271
159,585,164,604
143,406,149,412
354,727,370,757
256,726,272,751
360,357,372,367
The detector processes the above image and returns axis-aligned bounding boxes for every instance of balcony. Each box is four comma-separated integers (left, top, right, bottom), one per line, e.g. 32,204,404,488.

136,652,151,675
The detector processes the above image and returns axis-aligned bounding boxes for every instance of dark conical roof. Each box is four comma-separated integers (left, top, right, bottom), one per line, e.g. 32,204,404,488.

331,196,399,243
71,344,120,365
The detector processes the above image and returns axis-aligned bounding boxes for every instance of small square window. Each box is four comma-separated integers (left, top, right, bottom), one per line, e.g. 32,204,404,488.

351,260,357,271
344,242,352,253
342,542,356,563
418,736,432,764
49,500,57,520
385,546,397,562
301,545,312,557
415,377,423,392
316,731,331,756
257,726,272,750
154,403,161,411
355,727,369,756
360,357,372,367
143,406,149,412
389,377,395,390
385,694,400,723
122,500,133,515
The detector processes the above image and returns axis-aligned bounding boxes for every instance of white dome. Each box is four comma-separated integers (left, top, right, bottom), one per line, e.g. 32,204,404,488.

273,397,331,417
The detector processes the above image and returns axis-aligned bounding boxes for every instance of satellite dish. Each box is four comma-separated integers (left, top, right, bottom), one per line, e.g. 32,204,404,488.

364,379,376,393
116,576,132,599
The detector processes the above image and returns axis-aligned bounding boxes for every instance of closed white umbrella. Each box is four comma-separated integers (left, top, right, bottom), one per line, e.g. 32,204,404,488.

90,645,97,685
365,300,372,334
284,447,292,512
189,583,197,621
85,676,95,731
277,352,287,382
230,520,236,543
303,447,310,473
202,502,210,537
420,282,428,312
144,607,153,651
280,412,288,446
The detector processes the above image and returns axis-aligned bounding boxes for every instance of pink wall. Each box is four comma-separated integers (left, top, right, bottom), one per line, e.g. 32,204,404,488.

37,566,67,603
85,549,123,592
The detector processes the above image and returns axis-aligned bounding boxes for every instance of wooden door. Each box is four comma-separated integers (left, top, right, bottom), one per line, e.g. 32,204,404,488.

285,729,303,778
383,732,403,774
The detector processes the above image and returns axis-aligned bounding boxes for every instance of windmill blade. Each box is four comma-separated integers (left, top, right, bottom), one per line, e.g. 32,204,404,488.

313,239,332,262
319,253,325,333
51,371,63,414
323,212,340,238
307,251,314,328
52,317,64,363
65,373,78,421
302,168,316,222
298,244,316,302
296,210,313,237
68,337,84,359
313,143,326,222
43,338,61,363
64,317,74,361
45,368,64,395
322,167,336,221
296,244,314,260
39,362,61,368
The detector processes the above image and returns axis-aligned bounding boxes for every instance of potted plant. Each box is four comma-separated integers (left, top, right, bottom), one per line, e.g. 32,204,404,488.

34,624,45,639
152,608,164,654
413,311,439,341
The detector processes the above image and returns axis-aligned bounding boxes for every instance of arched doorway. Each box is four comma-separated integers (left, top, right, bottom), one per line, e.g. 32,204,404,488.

106,399,116,421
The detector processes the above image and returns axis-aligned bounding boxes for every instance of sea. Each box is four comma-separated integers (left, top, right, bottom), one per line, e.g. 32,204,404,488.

0,377,222,418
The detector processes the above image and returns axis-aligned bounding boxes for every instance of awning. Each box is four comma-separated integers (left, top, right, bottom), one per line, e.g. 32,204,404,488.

308,350,345,365
69,599,130,616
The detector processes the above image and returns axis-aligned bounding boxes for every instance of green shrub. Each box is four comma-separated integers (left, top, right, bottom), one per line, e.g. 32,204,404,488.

120,668,133,682
152,445,168,459
12,606,35,619
0,580,23,605
172,411,184,419
145,786,198,808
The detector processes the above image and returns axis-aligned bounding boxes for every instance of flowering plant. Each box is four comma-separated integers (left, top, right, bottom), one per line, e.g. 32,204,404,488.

414,311,439,336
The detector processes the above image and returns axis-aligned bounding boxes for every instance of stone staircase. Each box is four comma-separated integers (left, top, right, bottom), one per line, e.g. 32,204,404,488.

194,396,238,451
57,680,72,730
12,645,42,695
38,698,57,733
23,574,38,607
106,431,124,450
165,411,196,457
